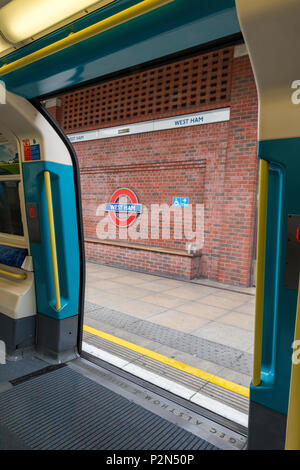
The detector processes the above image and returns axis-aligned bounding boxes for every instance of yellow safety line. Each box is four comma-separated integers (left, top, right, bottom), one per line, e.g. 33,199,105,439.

252,159,269,386
44,171,61,311
0,0,174,76
285,275,300,450
83,324,250,398
0,268,26,280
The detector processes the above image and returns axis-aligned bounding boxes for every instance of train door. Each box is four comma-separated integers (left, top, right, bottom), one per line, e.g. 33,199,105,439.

236,0,300,449
0,86,85,362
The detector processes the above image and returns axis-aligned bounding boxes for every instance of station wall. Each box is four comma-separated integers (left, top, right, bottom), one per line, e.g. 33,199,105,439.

46,44,258,286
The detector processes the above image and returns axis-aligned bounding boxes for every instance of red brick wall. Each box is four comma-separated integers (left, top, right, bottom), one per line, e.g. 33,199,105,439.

48,46,258,286
78,132,207,250
44,98,62,125
218,54,258,286
60,48,233,133
47,106,61,123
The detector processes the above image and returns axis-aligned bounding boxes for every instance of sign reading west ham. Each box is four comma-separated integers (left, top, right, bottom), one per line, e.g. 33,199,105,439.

105,188,142,227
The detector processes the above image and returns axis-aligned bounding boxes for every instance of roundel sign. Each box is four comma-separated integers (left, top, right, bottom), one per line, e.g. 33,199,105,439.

105,188,142,227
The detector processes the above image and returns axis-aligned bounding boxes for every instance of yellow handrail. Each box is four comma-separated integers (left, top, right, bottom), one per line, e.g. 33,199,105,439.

285,275,300,450
0,268,27,280
253,159,269,386
44,171,61,311
0,0,174,76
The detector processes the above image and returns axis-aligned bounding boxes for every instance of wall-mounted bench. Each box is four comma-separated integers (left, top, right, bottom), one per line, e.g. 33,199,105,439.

0,244,36,358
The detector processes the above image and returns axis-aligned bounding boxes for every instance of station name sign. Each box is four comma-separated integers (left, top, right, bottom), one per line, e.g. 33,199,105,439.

105,203,142,213
68,107,230,143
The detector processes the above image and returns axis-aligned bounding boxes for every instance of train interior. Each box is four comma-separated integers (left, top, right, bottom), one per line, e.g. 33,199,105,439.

0,0,299,451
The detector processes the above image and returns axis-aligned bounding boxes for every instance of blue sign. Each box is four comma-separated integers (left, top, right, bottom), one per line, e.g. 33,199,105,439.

105,203,142,213
172,197,189,207
30,144,41,161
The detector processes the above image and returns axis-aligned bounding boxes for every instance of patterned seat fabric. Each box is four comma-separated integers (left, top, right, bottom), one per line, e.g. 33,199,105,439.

0,245,28,269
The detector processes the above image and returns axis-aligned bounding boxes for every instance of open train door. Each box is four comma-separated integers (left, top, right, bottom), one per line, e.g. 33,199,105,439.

0,84,85,362
236,0,300,449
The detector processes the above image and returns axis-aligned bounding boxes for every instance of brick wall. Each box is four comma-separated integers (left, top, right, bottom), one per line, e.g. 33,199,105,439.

46,45,258,286
78,133,207,250
59,48,232,133
217,54,258,286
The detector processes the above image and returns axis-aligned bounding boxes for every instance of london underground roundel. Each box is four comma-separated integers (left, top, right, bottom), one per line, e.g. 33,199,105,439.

105,188,142,227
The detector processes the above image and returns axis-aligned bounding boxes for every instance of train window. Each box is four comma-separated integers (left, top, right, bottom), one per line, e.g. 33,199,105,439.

0,180,24,236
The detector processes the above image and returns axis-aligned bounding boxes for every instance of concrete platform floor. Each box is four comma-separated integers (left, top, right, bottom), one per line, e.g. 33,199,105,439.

84,262,255,387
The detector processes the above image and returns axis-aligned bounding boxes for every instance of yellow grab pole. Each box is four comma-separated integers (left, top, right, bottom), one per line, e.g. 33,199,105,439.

0,268,27,280
252,159,269,386
44,171,61,311
285,275,300,450
0,0,174,76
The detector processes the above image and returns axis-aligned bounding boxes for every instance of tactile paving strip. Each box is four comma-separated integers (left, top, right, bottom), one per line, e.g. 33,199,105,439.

83,331,249,415
0,366,218,450
85,302,252,376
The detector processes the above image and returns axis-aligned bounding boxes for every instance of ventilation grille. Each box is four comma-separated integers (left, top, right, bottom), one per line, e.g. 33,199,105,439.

61,48,233,133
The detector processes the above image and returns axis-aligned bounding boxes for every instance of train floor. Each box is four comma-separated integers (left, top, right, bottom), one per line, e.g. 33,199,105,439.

0,355,247,450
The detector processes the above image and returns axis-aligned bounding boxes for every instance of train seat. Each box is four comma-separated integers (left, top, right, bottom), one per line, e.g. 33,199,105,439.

0,244,28,269
0,265,36,319
0,246,36,357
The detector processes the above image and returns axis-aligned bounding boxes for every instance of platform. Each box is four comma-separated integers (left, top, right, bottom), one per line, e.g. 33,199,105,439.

85,262,254,385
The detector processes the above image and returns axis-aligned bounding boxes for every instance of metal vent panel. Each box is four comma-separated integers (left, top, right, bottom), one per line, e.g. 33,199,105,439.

0,366,218,450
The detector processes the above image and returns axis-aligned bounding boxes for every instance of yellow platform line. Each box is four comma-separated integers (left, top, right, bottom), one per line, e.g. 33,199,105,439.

83,324,250,398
